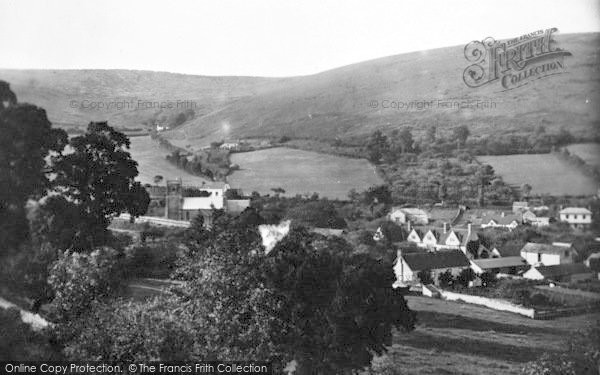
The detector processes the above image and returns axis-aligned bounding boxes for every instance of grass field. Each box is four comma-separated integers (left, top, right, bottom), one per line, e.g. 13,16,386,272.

371,296,600,375
478,153,598,196
228,147,383,200
567,143,600,168
128,136,211,186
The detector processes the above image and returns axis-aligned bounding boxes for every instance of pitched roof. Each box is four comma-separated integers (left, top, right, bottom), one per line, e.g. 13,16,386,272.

472,256,528,269
520,242,572,255
482,213,521,225
560,207,592,215
533,263,591,278
402,250,470,271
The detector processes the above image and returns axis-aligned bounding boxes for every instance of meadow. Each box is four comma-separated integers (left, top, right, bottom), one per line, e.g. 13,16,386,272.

478,153,598,196
369,296,599,375
229,147,383,200
128,136,211,186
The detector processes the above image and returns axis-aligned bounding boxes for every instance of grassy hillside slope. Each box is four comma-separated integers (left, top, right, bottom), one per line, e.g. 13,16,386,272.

2,33,598,144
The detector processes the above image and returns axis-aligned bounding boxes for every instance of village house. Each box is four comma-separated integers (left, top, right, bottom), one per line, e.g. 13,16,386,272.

219,142,240,151
512,201,529,213
470,256,529,275
406,222,496,259
559,207,592,229
389,207,429,225
523,263,594,282
393,249,470,286
521,210,550,227
478,212,520,230
520,242,576,266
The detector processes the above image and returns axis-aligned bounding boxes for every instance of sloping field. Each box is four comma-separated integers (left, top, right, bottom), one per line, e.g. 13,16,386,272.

128,136,211,186
567,143,600,168
478,154,598,196
229,147,383,200
370,296,599,375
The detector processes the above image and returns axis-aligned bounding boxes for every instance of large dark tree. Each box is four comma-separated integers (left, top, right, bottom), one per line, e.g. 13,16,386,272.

48,122,149,251
0,81,67,252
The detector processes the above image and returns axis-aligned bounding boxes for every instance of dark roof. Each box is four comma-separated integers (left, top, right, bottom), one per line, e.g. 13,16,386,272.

402,250,470,271
534,263,592,278
521,242,572,255
472,256,528,269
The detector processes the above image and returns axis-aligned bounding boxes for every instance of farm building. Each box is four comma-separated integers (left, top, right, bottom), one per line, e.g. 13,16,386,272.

389,207,429,225
393,249,470,286
470,256,529,275
523,263,594,282
520,242,575,266
559,207,592,229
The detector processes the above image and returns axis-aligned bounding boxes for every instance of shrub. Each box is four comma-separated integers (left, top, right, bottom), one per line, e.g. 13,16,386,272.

438,270,453,288
528,293,549,307
48,247,123,322
417,269,433,284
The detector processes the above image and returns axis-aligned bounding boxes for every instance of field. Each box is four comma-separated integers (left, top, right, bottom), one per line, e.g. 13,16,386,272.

478,153,598,196
371,296,600,375
229,147,383,199
567,143,600,168
128,136,211,186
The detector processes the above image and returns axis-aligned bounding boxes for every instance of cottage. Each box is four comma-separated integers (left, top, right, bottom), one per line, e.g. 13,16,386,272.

520,242,575,266
512,201,529,213
479,212,520,230
523,263,594,282
389,207,429,225
470,256,528,275
393,249,470,286
521,210,550,227
559,207,592,229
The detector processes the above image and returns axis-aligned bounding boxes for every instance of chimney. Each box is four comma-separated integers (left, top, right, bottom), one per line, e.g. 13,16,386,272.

501,212,505,217
467,223,472,235
406,220,411,232
443,222,448,234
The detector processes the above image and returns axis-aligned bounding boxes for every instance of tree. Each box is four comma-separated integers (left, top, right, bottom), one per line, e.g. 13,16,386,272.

153,175,164,185
479,271,496,287
0,82,67,252
175,217,416,373
48,247,123,322
474,164,495,207
456,268,476,288
521,183,532,199
425,125,437,143
417,269,433,284
397,127,414,154
366,130,389,163
438,270,453,288
452,125,470,149
49,122,150,251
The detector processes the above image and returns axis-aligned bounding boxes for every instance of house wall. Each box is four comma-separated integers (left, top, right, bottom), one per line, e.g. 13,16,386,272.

521,251,564,266
560,213,592,225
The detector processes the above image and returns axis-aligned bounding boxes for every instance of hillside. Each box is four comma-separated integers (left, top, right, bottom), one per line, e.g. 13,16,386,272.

1,33,598,144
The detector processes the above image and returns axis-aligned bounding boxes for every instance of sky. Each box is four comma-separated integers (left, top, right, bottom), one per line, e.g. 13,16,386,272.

0,0,598,77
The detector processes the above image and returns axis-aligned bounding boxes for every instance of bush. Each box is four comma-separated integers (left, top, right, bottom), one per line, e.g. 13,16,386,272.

48,247,124,322
417,269,433,284
438,270,453,288
528,293,549,307
124,243,180,279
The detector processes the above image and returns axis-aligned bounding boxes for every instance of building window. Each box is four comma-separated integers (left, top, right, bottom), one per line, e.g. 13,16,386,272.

565,251,570,257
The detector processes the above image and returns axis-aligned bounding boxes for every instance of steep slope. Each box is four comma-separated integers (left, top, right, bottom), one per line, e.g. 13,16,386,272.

1,33,598,143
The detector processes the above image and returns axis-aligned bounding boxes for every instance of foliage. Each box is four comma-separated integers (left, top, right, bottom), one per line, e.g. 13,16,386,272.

49,122,149,251
0,82,67,253
417,269,433,284
455,268,476,288
522,323,600,375
48,247,124,322
437,270,453,288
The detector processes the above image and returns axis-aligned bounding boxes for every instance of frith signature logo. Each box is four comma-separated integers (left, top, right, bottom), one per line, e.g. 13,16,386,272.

463,28,572,90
